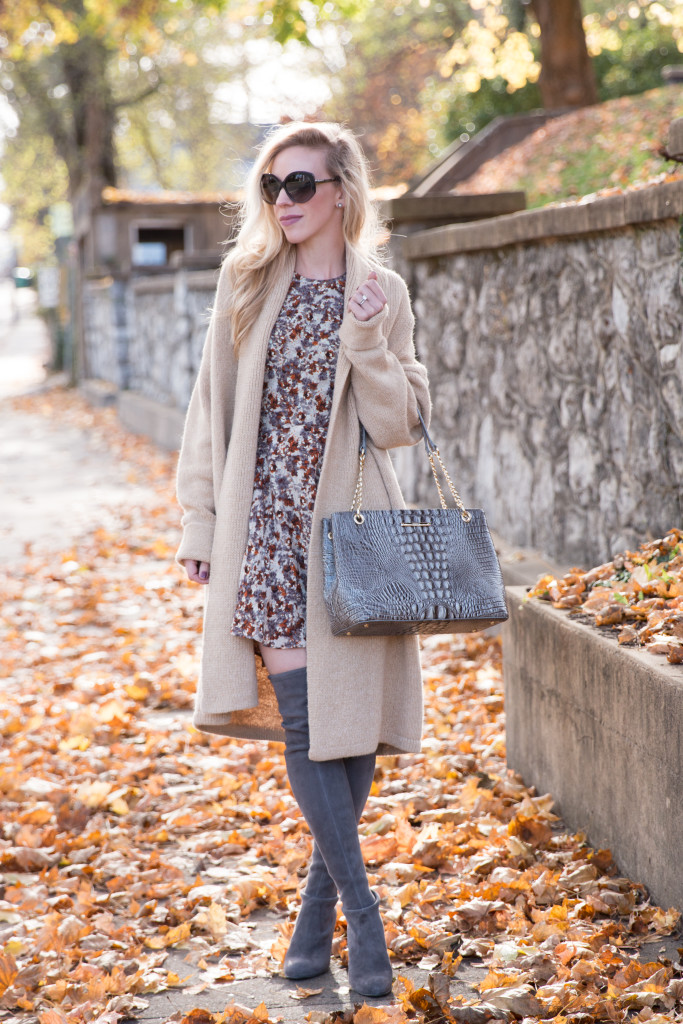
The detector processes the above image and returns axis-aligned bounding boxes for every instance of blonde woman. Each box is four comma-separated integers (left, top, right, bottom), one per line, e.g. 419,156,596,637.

176,122,430,997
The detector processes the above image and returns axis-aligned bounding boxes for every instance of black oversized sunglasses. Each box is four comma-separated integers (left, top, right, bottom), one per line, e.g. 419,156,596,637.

260,171,341,205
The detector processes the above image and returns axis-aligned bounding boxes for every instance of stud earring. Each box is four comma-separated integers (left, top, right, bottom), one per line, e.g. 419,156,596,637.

336,202,343,208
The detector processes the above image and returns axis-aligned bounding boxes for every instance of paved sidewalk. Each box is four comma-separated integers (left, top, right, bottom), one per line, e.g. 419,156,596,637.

0,280,49,400
0,284,161,566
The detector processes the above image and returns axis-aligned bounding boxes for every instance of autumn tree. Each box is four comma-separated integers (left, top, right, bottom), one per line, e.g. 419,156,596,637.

323,0,471,183
0,121,69,265
322,0,683,184
0,0,357,202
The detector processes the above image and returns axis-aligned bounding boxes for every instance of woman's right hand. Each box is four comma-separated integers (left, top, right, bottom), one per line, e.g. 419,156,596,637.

182,560,210,584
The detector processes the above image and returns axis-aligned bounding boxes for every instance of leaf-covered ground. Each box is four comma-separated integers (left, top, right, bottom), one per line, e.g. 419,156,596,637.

0,389,681,1024
527,531,683,663
454,86,683,208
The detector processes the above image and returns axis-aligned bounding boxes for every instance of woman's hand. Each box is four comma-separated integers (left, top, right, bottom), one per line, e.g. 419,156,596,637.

349,271,387,322
183,559,210,584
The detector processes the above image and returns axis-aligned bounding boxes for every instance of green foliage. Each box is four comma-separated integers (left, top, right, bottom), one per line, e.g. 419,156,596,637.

0,128,69,264
256,0,364,45
323,0,683,183
593,18,682,101
110,12,267,193
443,77,543,142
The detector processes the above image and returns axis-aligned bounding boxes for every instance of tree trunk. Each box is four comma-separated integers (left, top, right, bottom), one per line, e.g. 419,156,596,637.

61,36,118,199
528,0,598,109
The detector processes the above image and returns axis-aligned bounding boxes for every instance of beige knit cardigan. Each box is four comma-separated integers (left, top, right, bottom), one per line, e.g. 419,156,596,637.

176,246,431,760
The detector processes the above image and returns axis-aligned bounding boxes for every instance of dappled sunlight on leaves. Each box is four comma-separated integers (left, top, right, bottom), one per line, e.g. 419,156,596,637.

454,86,683,208
0,390,680,1023
528,528,683,662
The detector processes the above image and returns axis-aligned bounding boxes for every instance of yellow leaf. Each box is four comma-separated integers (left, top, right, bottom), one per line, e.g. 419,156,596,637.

76,779,112,808
125,683,150,701
98,698,128,723
480,968,522,992
0,952,18,996
355,1005,408,1023
166,971,191,986
194,902,227,941
164,921,192,947
58,735,91,751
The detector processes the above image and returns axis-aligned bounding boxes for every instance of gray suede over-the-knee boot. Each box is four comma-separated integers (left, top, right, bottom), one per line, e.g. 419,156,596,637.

271,667,391,996
282,752,375,979
304,752,376,900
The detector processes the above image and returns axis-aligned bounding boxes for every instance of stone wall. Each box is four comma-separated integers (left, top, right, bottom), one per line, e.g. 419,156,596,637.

401,183,683,567
127,270,217,411
82,277,127,385
83,268,217,408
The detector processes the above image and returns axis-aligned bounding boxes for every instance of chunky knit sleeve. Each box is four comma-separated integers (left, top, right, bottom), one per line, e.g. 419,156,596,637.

175,311,218,566
176,262,236,566
339,271,430,450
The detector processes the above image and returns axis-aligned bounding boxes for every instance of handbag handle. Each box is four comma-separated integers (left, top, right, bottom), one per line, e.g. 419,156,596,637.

352,410,472,525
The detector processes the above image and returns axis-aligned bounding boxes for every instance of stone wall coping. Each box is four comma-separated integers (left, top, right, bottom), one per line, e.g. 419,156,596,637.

404,178,683,259
131,269,218,295
507,586,683,688
379,191,526,224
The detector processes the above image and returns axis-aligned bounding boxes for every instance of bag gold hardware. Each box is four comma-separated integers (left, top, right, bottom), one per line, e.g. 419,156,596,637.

352,422,470,524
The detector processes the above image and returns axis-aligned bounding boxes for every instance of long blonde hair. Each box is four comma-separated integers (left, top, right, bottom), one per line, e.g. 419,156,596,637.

224,122,383,354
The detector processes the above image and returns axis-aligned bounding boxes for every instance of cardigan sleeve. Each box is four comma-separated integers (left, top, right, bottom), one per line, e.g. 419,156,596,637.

339,273,430,450
175,311,218,566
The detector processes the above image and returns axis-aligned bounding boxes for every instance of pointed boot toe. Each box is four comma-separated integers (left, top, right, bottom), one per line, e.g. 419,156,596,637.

284,894,338,979
345,892,393,997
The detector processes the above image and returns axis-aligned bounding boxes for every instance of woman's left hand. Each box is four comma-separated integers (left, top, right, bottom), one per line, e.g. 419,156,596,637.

349,271,387,322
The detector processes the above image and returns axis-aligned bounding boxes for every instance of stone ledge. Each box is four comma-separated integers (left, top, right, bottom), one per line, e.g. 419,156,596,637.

79,378,118,407
492,532,571,589
405,178,683,259
131,268,218,295
502,586,683,910
117,390,185,451
379,192,526,227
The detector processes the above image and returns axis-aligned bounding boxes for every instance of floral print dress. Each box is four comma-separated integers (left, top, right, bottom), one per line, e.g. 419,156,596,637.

230,272,346,649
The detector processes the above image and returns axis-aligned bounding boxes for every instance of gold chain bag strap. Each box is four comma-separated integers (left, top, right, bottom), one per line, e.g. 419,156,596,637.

322,411,508,636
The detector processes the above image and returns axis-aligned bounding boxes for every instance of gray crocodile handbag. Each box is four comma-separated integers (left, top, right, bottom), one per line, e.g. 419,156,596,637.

322,412,508,636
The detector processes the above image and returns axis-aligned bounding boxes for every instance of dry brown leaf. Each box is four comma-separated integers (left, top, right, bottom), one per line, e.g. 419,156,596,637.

482,982,543,1015
179,1010,216,1024
289,985,324,999
353,1004,409,1023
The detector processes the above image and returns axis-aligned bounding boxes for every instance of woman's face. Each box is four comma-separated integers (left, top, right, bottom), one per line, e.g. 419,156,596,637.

268,145,344,251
